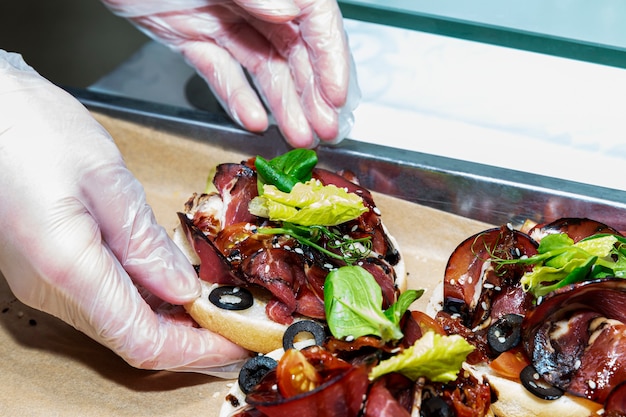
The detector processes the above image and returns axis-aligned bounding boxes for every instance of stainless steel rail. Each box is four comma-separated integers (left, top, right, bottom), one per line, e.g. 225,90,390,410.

70,87,626,230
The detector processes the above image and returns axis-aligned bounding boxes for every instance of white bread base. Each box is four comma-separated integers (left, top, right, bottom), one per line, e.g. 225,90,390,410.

185,282,304,354
470,364,603,417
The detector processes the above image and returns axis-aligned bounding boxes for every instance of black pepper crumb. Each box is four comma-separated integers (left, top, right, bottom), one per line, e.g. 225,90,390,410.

28,319,37,326
1,307,9,314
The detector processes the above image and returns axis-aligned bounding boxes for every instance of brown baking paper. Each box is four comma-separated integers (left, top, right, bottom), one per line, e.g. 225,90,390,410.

0,112,490,416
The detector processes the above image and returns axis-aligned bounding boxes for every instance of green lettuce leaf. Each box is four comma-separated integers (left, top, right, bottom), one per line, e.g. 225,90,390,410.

509,233,626,297
249,179,367,226
368,331,474,382
324,266,421,342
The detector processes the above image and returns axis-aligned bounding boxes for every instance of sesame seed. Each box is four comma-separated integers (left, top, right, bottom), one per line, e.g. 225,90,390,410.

283,245,291,251
498,336,506,343
345,335,354,342
264,265,270,273
494,286,502,291
351,225,358,232
588,380,597,390
373,207,381,215
450,279,456,286
481,301,488,310
484,283,495,289
323,263,334,269
574,359,581,369
506,223,514,230
295,247,304,255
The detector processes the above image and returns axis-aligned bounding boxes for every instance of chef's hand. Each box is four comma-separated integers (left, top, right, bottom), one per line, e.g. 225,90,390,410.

0,50,249,377
101,0,360,148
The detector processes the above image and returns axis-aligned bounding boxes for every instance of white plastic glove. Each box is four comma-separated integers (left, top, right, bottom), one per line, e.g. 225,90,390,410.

0,50,249,377
101,0,360,148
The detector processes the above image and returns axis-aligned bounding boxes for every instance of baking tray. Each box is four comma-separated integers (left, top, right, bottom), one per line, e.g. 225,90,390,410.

71,87,626,231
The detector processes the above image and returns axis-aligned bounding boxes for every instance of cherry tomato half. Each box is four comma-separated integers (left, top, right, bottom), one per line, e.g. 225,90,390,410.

488,348,530,381
276,349,322,398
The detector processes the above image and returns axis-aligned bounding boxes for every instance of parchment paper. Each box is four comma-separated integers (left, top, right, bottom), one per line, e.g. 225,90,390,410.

0,112,490,416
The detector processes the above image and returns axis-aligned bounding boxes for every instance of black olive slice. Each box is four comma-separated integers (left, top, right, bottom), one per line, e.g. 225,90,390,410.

420,396,454,417
520,365,564,400
209,286,253,311
282,320,326,351
487,314,523,353
238,355,278,395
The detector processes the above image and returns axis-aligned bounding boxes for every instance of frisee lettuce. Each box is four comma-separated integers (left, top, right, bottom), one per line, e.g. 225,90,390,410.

495,233,626,297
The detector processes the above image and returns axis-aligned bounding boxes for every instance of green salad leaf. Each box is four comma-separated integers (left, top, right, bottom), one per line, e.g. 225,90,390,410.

368,331,474,382
324,266,422,342
495,233,626,297
249,179,367,226
255,149,317,193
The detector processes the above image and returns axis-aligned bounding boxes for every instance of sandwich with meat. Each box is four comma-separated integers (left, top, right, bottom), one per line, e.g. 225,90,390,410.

173,149,406,354
431,217,626,416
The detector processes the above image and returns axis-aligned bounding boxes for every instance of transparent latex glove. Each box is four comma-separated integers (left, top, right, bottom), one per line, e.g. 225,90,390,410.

101,0,361,148
0,50,250,377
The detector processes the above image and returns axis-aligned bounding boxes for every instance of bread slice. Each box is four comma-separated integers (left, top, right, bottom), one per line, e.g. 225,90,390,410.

185,282,303,354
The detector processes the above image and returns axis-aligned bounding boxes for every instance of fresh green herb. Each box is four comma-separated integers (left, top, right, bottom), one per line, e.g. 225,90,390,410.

494,233,626,298
324,266,423,342
255,149,318,193
257,223,371,263
368,331,474,383
249,179,367,227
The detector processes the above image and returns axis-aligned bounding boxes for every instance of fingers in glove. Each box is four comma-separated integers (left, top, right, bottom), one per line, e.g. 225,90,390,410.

234,0,300,23
179,40,269,133
294,0,350,108
171,12,316,147
81,163,201,306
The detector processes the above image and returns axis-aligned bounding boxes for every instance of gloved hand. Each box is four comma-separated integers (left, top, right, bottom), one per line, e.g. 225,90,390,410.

0,50,249,377
101,0,360,148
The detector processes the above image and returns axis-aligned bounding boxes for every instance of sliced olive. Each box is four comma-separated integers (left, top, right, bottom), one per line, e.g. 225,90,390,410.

282,320,326,351
520,365,564,400
420,396,453,417
209,286,253,311
238,355,278,395
487,314,523,353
